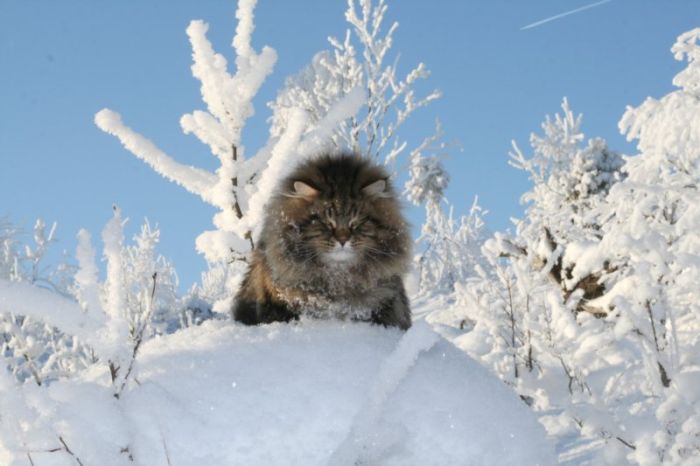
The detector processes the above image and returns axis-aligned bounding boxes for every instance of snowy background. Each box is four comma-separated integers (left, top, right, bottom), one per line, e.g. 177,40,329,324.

2,0,700,464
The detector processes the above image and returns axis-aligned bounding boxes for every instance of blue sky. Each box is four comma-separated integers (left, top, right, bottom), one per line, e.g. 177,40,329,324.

1,0,698,290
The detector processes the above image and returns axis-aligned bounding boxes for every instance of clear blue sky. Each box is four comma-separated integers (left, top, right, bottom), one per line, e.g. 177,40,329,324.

1,0,698,290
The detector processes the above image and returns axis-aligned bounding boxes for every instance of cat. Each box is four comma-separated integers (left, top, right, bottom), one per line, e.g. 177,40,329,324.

232,154,412,330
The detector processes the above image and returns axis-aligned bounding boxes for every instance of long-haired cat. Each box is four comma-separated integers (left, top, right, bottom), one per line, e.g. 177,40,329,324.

232,154,412,330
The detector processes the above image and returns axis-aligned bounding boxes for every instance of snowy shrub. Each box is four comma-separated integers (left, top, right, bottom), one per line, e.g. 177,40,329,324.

0,207,193,462
0,219,93,385
120,220,181,336
71,207,193,397
414,197,488,294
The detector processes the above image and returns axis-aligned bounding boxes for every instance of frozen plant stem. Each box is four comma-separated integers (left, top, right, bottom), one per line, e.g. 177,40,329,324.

646,300,671,388
506,279,519,380
58,436,84,466
115,272,158,398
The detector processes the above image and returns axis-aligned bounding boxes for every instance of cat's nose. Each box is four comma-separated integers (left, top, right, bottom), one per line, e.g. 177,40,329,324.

335,228,351,246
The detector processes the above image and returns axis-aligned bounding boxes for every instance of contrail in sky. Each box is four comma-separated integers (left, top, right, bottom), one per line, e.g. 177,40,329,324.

520,0,612,30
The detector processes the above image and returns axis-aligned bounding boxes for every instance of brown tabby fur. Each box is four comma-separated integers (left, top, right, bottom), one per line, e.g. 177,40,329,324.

232,154,412,330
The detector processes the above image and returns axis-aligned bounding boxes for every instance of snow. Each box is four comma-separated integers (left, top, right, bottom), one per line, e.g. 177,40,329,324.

238,107,307,240
0,279,100,343
1,318,555,465
15,0,700,463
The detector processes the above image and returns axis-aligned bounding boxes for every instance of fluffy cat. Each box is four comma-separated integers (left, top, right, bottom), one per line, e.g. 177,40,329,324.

232,154,412,330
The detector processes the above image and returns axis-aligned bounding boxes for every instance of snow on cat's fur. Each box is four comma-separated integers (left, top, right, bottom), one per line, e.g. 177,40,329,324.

233,154,412,329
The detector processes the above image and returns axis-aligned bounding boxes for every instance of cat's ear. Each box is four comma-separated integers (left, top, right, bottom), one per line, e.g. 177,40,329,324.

362,178,390,197
289,181,319,199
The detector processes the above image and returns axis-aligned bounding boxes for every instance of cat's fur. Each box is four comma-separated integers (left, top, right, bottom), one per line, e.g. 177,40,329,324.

232,154,412,330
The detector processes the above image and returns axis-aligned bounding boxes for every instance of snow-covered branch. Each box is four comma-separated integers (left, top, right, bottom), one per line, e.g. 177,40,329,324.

95,0,281,264
95,109,217,204
269,0,440,171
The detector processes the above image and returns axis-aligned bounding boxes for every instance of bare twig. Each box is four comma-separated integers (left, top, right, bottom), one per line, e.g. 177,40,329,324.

616,436,636,450
505,279,519,379
646,300,671,388
59,436,84,466
230,144,255,251
160,427,173,466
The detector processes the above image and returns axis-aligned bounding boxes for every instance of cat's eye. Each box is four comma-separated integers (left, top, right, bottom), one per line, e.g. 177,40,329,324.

349,218,367,230
325,208,337,228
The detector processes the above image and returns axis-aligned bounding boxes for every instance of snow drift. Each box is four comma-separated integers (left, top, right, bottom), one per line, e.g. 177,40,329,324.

2,319,554,465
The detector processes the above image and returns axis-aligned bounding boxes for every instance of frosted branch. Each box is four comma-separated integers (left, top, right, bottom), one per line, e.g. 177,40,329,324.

74,229,103,317
298,86,366,156
233,0,257,62
95,109,217,204
187,20,237,131
180,110,235,160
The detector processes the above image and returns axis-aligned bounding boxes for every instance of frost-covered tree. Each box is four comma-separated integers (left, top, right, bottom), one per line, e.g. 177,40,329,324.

270,0,441,167
453,99,634,459
510,97,624,244
455,31,700,464
95,0,364,270
403,127,488,294
577,28,700,465
503,98,624,314
413,198,488,294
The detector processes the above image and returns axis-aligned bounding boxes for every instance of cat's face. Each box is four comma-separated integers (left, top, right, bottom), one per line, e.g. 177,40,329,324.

265,156,409,278
287,178,390,267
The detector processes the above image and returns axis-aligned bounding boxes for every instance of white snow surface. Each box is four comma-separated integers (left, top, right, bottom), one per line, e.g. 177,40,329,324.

3,319,554,466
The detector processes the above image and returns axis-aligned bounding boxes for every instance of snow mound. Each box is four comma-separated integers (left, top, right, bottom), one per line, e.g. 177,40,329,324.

16,320,554,465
